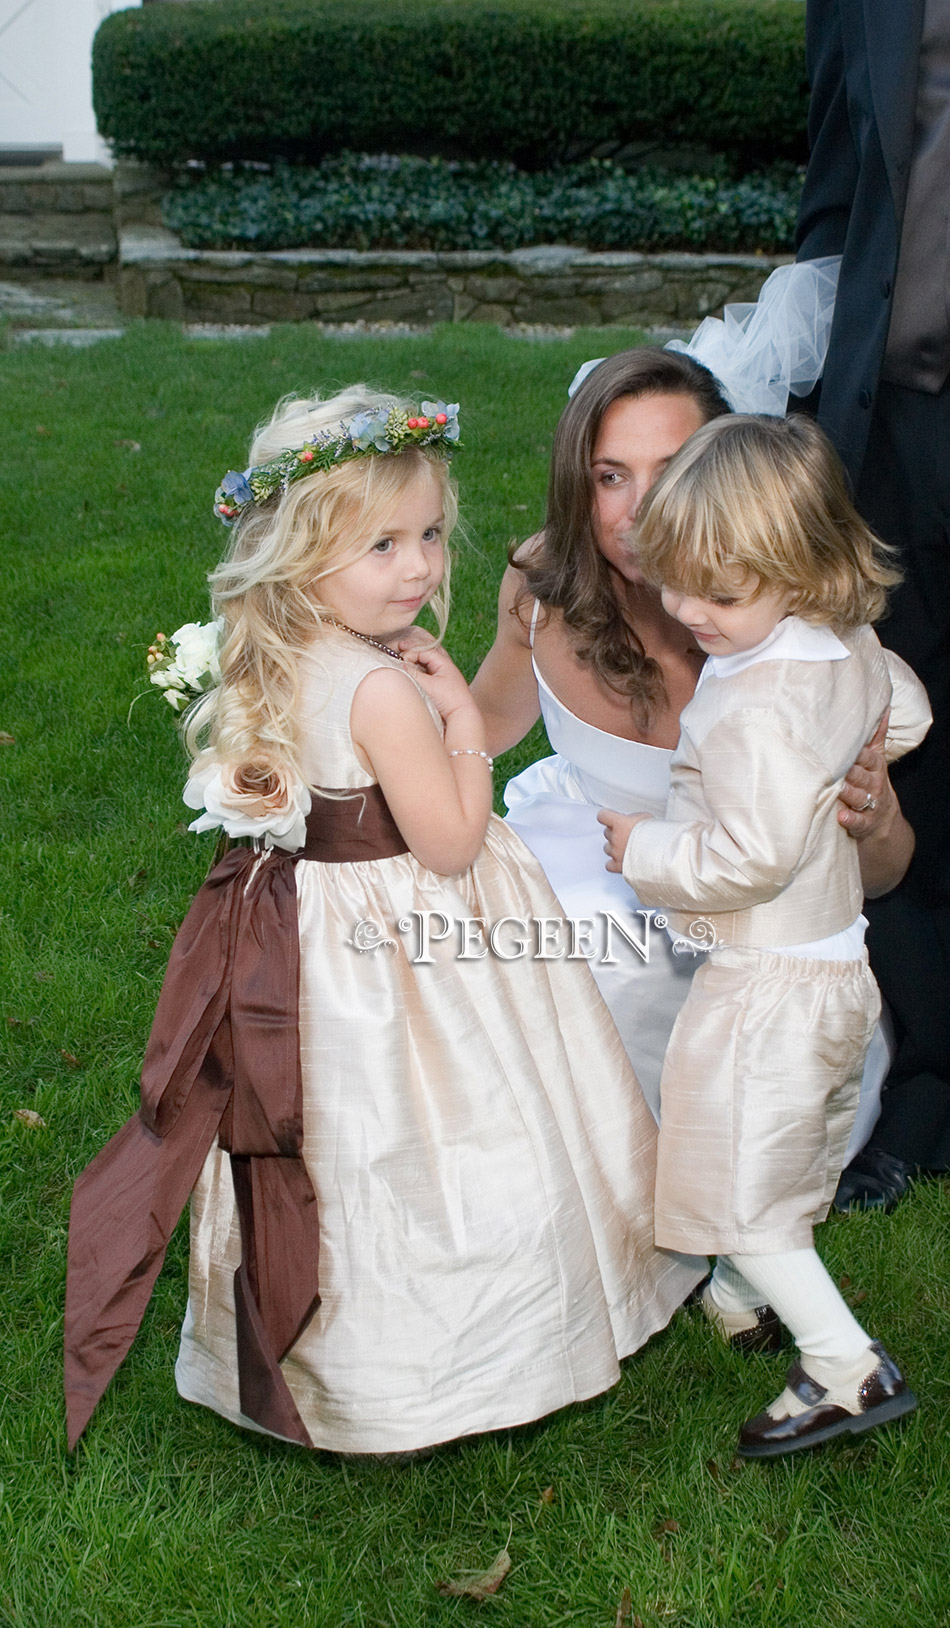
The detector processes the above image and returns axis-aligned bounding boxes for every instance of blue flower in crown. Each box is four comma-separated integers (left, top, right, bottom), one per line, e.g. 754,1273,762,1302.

347,408,392,453
421,401,461,441
214,468,254,521
221,470,253,502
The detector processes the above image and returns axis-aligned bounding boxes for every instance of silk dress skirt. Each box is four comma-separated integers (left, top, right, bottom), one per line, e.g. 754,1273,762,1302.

175,817,702,1453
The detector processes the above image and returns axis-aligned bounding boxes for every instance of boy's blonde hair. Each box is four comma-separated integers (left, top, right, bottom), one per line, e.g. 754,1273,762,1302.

186,387,457,788
634,413,900,628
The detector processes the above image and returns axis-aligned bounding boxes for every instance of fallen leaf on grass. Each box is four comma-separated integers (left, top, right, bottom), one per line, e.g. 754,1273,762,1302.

615,1586,633,1627
850,1288,868,1305
651,1517,680,1563
0,731,14,744
434,1547,511,1600
114,439,142,452
839,1274,852,1289
539,1485,555,1504
33,970,53,983
706,1458,724,1486
15,1109,47,1129
35,424,50,436
59,1049,83,1068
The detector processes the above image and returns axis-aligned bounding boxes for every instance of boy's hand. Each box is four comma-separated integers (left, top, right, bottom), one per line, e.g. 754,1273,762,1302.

597,808,652,872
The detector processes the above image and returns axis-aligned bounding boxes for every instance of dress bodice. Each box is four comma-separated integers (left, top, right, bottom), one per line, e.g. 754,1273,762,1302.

533,657,671,817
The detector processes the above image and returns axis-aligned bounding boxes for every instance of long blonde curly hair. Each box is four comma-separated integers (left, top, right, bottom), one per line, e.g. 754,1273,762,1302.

185,388,458,799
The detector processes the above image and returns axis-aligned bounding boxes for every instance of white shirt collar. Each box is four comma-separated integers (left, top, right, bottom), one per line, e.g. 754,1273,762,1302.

700,616,851,681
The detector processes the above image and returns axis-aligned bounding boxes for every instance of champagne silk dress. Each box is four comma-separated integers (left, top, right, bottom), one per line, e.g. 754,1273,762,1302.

175,632,701,1454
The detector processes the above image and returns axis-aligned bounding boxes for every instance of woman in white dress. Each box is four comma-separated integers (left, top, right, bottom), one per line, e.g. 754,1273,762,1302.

471,349,914,1138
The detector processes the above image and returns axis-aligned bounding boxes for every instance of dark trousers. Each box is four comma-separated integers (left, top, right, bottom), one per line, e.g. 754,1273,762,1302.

857,377,950,1168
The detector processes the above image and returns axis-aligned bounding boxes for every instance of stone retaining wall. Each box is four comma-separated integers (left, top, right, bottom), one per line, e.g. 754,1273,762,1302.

120,228,785,329
3,158,786,324
0,163,115,275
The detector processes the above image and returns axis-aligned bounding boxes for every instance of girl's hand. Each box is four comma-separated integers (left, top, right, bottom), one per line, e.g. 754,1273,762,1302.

351,666,491,875
838,711,891,838
396,626,437,655
597,808,652,872
401,642,474,722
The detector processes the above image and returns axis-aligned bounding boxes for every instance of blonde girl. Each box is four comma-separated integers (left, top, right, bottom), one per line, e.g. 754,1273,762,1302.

66,387,700,1456
600,413,930,1459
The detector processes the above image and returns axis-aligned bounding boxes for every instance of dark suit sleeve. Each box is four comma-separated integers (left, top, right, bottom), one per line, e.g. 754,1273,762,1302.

796,0,856,259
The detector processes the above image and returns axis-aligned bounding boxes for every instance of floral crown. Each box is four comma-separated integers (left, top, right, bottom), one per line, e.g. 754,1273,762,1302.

214,400,460,523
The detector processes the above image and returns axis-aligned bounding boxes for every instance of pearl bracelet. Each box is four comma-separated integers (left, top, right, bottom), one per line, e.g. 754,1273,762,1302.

448,748,494,769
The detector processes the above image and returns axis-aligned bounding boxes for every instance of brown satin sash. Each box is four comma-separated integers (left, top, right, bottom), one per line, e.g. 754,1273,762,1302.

64,785,408,1451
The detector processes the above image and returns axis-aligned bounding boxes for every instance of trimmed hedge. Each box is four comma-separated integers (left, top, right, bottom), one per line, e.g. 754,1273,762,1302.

94,0,808,170
163,155,804,254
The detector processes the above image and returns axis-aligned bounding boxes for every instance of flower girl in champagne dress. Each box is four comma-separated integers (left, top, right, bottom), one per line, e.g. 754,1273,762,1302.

65,388,701,1456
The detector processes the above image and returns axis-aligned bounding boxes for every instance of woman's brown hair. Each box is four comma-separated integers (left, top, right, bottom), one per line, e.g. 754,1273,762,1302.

514,347,731,724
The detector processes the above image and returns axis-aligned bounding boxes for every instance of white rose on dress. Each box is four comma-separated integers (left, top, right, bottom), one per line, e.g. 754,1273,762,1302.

183,757,311,852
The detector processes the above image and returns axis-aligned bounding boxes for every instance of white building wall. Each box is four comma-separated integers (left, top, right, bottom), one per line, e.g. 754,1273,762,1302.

0,0,141,163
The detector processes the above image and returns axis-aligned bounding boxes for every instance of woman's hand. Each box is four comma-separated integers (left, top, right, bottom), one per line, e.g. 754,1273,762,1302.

838,710,916,896
401,641,474,722
597,808,652,872
838,711,890,838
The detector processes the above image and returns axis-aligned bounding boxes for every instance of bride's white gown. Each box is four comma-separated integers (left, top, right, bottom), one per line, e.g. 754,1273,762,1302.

504,634,891,1153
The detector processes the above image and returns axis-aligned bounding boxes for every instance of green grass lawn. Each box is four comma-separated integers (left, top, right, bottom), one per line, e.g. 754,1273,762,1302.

1,322,947,1628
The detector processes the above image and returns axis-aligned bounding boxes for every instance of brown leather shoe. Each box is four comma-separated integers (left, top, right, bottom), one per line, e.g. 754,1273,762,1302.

700,1281,784,1354
737,1342,917,1458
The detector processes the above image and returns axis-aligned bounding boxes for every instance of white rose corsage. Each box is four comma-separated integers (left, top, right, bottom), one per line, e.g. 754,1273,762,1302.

183,757,311,854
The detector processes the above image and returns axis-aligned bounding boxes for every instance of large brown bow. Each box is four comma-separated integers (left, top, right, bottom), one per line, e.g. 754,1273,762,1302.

65,784,409,1450
65,844,320,1449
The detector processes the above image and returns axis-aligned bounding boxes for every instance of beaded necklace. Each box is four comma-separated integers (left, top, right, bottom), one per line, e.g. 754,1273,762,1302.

328,619,403,662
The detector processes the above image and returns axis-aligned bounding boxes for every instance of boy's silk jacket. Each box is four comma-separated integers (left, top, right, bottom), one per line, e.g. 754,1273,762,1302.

624,625,931,947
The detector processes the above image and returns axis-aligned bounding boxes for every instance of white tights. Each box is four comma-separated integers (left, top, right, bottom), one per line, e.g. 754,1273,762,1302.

711,1249,871,1365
